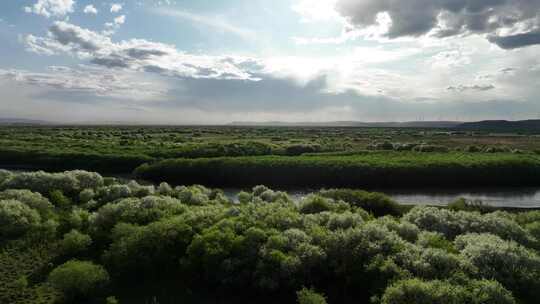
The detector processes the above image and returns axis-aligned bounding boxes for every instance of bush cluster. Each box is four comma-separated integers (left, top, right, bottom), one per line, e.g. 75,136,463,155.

0,169,539,304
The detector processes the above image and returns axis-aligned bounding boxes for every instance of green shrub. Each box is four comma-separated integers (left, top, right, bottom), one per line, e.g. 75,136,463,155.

297,287,327,304
381,279,515,304
455,233,540,302
49,190,72,208
0,189,53,218
48,260,109,299
60,230,92,257
0,199,41,239
299,195,335,214
320,189,401,217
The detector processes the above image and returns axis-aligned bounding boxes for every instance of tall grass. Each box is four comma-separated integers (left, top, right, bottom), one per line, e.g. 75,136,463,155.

134,152,540,188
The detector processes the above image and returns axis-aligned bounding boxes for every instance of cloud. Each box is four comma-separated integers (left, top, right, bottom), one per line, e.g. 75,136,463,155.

488,31,540,49
114,15,125,25
83,5,98,15
447,84,496,92
333,0,540,48
24,0,75,18
152,8,257,41
24,21,263,81
0,65,166,100
110,3,123,13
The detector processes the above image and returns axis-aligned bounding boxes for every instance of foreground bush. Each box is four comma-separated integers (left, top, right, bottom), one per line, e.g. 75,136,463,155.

381,279,515,304
0,169,539,304
0,199,41,239
297,287,327,304
455,233,540,302
48,260,109,299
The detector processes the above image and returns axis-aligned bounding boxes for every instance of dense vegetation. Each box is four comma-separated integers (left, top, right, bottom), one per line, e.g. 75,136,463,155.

1,169,539,304
2,126,540,174
135,152,540,187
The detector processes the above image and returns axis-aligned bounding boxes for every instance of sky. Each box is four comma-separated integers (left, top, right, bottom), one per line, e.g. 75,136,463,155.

1,0,540,124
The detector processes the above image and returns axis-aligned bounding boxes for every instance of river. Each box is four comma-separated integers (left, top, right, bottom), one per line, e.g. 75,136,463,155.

3,167,540,208
223,187,540,208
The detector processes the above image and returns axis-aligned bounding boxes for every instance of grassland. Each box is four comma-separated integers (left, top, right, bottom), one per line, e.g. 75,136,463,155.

2,126,540,176
135,152,540,188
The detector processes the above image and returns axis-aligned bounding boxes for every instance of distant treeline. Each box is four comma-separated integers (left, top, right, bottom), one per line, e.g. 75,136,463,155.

135,153,540,188
0,143,328,173
0,149,152,173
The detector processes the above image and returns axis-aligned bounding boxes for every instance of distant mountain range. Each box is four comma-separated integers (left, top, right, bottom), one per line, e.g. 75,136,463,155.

457,120,540,133
0,118,51,125
229,121,462,128
3,117,540,133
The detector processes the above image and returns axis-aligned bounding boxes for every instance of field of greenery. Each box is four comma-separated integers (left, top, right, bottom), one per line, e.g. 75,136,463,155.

2,126,540,175
1,169,540,304
135,152,540,188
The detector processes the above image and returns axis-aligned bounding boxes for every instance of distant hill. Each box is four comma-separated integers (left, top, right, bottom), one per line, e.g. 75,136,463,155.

0,118,50,125
229,121,462,128
457,120,540,133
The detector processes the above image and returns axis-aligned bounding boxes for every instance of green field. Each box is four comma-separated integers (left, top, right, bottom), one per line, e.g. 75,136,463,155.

135,152,540,187
2,126,540,175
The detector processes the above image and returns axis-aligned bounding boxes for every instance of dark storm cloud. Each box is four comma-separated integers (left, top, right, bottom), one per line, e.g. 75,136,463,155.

488,31,540,49
335,0,540,48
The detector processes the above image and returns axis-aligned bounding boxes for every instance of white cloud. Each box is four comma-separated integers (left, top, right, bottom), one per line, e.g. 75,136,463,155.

110,3,123,13
24,0,75,18
24,21,263,81
292,0,340,22
114,15,125,25
152,8,257,42
0,65,167,100
83,5,98,15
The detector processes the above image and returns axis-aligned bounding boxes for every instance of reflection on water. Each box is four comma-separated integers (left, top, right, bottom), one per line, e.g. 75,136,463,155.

224,188,540,208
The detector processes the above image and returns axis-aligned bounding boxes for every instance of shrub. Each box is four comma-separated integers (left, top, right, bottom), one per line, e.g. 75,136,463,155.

297,287,327,304
299,195,335,214
237,191,252,204
381,279,515,304
404,207,531,244
413,145,449,152
48,260,109,299
0,189,53,218
79,189,95,204
91,196,187,236
0,171,94,196
105,217,193,277
0,169,12,184
320,189,401,217
0,199,41,239
381,279,466,304
49,190,72,208
455,233,540,301
285,144,322,156
448,198,494,213
416,231,456,253
61,230,92,257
